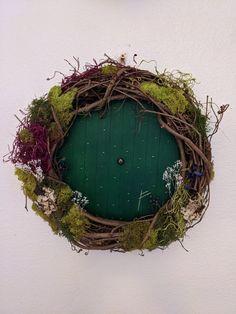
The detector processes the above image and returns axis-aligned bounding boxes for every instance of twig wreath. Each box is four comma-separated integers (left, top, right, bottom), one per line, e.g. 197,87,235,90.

5,54,228,253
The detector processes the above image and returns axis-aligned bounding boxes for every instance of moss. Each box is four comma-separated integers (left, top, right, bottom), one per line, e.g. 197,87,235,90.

55,184,73,209
154,71,196,95
119,221,150,251
140,82,189,114
32,203,59,234
18,128,33,143
48,122,61,141
188,105,209,137
57,221,74,241
155,185,189,247
15,168,37,201
28,97,53,126
143,229,158,251
119,185,189,250
48,85,77,129
39,179,73,211
101,64,118,76
48,86,62,103
61,205,89,240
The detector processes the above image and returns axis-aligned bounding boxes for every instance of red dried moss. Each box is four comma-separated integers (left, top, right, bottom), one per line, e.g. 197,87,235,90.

10,120,51,174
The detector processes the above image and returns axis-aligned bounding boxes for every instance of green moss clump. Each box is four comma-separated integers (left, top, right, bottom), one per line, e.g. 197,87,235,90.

140,82,189,114
61,205,89,240
32,203,59,234
55,184,73,209
15,168,37,201
143,229,158,251
101,64,118,76
18,128,33,143
188,105,209,137
28,97,53,126
119,189,189,251
122,185,188,250
155,185,189,247
156,211,186,247
48,86,77,128
119,221,150,251
48,86,62,104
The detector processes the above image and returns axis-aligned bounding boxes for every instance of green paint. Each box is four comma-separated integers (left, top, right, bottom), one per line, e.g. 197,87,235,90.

57,99,180,221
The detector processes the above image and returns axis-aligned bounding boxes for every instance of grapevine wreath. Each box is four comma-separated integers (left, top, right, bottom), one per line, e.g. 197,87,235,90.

6,55,228,253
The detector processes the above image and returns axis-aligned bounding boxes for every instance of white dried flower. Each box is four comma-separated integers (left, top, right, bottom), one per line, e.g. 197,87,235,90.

72,190,89,208
163,160,183,195
36,187,57,216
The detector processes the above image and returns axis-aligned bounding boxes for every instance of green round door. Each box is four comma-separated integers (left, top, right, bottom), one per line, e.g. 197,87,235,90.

57,99,180,221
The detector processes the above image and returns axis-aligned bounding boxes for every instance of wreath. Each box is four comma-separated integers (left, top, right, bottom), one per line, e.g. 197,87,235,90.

6,55,228,253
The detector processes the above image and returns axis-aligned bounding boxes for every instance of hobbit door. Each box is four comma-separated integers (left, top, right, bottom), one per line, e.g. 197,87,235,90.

57,99,180,221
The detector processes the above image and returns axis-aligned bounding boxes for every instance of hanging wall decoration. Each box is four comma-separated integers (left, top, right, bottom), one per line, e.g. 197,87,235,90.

6,55,228,253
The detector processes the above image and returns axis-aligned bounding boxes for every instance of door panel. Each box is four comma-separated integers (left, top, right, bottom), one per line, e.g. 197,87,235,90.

57,99,180,221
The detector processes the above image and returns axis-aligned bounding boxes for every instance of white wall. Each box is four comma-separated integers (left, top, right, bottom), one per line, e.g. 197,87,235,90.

0,1,236,313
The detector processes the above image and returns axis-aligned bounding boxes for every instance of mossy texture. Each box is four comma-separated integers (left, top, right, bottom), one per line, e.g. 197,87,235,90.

188,105,209,137
48,86,77,128
61,205,89,241
119,221,149,251
155,71,196,94
119,221,158,251
142,229,159,251
32,203,59,234
18,128,33,143
55,184,73,209
101,65,118,76
28,97,53,126
140,82,189,114
155,185,188,247
15,168,37,201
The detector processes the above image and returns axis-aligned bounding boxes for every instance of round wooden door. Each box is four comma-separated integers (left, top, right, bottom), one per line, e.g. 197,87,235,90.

57,99,180,221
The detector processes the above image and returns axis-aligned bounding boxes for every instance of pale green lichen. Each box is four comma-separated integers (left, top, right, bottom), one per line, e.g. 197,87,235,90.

15,168,37,201
18,128,33,143
61,205,89,240
101,64,118,76
48,86,77,128
140,82,189,114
